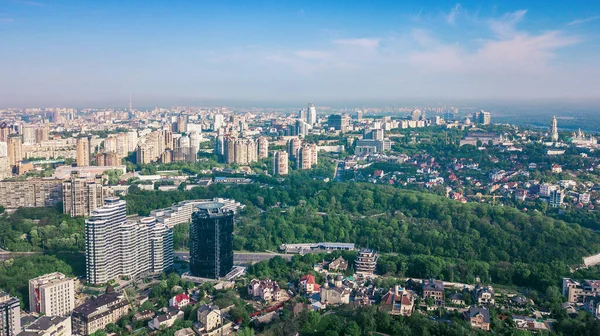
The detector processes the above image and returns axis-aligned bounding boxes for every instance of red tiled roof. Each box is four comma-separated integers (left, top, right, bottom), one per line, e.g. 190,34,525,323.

174,294,189,303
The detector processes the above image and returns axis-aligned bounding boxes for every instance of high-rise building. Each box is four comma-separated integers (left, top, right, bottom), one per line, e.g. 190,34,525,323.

0,291,20,336
411,109,422,121
6,134,22,169
298,144,318,170
177,115,188,133
474,110,491,125
272,151,289,176
76,136,91,167
551,116,559,141
307,103,317,126
257,136,269,159
286,138,302,159
298,109,306,122
85,198,173,285
190,202,235,279
356,110,363,121
22,126,37,145
213,114,224,131
28,272,75,317
0,123,10,143
222,137,260,165
328,114,350,132
0,142,7,158
62,171,105,217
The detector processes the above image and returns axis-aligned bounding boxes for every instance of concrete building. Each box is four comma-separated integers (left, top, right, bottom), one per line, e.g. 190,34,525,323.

298,144,318,170
307,103,317,126
286,138,302,159
197,305,222,333
257,136,269,159
149,198,243,229
475,111,491,125
76,136,91,167
355,249,377,276
0,291,20,336
28,273,75,317
71,287,128,336
7,134,22,169
85,198,174,285
328,114,350,132
272,151,288,176
190,202,235,279
18,316,71,336
62,171,105,217
551,116,559,142
222,137,260,165
0,179,62,209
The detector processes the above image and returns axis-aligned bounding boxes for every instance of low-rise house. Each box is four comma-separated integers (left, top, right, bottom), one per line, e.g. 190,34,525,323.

71,286,129,336
380,286,414,316
148,308,184,330
423,279,444,303
474,285,495,305
464,306,491,331
328,257,348,272
132,310,155,322
450,292,465,306
320,280,350,306
512,315,549,332
19,316,71,336
299,275,320,294
197,304,222,333
509,295,530,308
247,279,287,302
169,293,191,309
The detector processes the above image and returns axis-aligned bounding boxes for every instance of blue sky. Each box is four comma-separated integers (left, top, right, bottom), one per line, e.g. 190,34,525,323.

1,0,600,107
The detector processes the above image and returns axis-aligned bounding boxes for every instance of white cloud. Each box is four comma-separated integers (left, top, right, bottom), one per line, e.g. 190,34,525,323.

567,15,600,26
333,38,380,49
489,9,527,38
446,4,461,25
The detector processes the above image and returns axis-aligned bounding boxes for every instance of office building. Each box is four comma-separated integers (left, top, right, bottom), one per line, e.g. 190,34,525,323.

28,272,75,317
71,286,128,336
76,136,91,167
190,202,235,279
0,179,62,209
7,135,22,169
85,198,173,285
474,110,491,125
0,291,20,336
62,171,105,217
272,151,289,176
307,103,317,126
327,114,350,132
19,316,71,336
355,249,377,276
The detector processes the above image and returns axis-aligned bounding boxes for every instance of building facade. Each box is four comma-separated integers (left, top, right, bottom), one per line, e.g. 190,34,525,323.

272,151,289,176
28,272,75,317
62,171,105,217
76,136,91,167
0,291,20,336
189,202,235,279
85,198,173,285
355,249,377,276
0,179,62,209
71,287,128,336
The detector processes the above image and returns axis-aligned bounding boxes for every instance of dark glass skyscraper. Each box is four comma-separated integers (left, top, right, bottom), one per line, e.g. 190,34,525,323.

189,202,234,279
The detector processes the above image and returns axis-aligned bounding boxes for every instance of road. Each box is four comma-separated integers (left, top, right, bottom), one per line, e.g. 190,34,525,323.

174,251,292,264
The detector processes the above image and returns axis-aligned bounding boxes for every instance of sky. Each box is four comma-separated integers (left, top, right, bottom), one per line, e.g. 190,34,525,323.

1,0,600,107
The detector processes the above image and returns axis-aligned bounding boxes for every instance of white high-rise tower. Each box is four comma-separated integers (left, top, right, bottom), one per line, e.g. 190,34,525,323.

307,103,317,126
551,116,559,141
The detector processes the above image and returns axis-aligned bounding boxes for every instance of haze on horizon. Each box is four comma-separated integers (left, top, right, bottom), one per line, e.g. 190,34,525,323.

1,0,600,107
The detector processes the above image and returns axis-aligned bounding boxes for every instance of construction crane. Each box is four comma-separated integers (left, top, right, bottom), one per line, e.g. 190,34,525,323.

467,193,503,205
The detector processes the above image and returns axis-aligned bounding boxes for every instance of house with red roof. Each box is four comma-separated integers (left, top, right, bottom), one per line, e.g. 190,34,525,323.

299,275,320,294
169,293,190,309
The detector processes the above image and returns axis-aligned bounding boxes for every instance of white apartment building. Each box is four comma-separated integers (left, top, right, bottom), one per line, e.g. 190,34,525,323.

149,198,243,229
85,198,174,285
28,272,75,317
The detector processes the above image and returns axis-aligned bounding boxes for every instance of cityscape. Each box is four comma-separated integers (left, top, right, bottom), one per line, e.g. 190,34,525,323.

1,1,600,336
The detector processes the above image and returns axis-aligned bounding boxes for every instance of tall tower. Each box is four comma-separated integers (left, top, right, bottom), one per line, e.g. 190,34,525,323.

273,151,289,176
307,103,317,126
76,136,91,167
189,202,235,279
551,116,559,142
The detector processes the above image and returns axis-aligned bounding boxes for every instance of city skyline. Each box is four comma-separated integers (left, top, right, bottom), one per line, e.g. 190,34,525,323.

1,0,600,106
